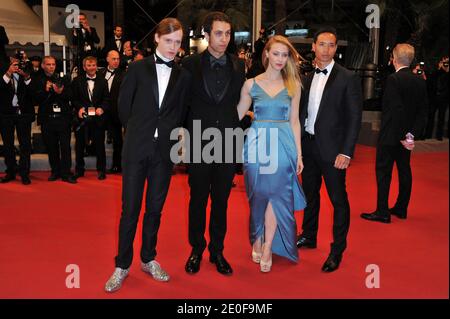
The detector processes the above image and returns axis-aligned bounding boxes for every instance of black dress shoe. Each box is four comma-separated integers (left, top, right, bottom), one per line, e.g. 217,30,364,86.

107,166,122,174
48,173,60,181
209,254,233,276
296,235,317,248
360,211,391,223
389,208,407,219
62,175,77,184
1,174,16,183
21,176,31,185
98,172,107,180
185,253,202,274
322,254,342,273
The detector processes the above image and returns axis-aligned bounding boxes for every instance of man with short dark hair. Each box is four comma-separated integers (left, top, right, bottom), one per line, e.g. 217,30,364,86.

296,27,363,272
183,11,246,276
0,57,35,184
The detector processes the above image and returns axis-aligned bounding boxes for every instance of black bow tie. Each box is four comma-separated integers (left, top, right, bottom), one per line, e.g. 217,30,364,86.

155,54,175,68
210,54,227,68
315,68,328,75
106,69,115,75
86,77,96,82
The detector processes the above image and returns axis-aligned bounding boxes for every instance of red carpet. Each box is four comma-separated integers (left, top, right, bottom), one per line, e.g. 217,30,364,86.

0,145,448,299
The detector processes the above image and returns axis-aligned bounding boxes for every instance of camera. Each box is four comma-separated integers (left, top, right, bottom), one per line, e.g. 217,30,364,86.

50,72,64,89
14,50,33,74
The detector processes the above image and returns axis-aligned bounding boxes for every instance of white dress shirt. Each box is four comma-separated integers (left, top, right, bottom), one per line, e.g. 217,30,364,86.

105,67,116,92
3,73,31,107
305,59,335,135
86,75,96,102
154,49,173,137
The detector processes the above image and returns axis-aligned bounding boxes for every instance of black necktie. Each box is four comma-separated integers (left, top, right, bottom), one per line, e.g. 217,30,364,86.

315,68,328,75
155,54,174,68
210,55,227,68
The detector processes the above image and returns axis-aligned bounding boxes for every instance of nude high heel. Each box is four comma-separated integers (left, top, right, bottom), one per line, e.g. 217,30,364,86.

260,244,272,273
252,248,262,263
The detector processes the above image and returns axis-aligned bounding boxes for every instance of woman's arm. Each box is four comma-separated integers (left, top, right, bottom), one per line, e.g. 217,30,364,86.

237,79,254,121
290,82,303,174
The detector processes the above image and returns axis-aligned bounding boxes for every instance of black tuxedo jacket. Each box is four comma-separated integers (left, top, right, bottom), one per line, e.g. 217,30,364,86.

98,67,125,121
70,73,110,125
182,51,245,131
378,68,428,145
72,27,100,55
300,62,363,162
0,74,35,119
103,36,127,56
118,56,191,163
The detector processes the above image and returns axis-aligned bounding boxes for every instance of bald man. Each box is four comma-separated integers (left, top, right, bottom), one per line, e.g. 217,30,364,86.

361,43,428,223
99,50,125,173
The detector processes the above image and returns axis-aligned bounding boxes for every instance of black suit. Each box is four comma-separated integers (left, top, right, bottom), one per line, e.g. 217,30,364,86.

182,51,245,256
0,25,9,68
99,67,125,169
300,62,362,256
375,67,428,217
71,73,110,173
115,56,191,268
0,73,35,177
34,73,73,178
72,27,100,70
103,36,127,57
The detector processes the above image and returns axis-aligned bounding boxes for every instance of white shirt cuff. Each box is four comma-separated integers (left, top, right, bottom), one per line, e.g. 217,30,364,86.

339,154,351,159
3,74,11,84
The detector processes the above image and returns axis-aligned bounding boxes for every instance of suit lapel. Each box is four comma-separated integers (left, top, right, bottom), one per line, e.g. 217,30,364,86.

198,52,213,101
159,64,181,112
145,56,159,109
315,63,338,122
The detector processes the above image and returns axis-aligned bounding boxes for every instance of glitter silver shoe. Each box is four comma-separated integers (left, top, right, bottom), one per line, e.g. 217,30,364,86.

104,267,129,293
141,260,170,282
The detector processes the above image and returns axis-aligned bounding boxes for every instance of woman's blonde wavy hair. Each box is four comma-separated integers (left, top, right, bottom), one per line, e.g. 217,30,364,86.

262,35,301,97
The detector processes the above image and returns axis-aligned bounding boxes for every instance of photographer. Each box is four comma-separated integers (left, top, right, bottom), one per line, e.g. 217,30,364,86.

33,56,76,183
72,13,100,72
435,56,449,140
0,56,35,184
71,56,110,180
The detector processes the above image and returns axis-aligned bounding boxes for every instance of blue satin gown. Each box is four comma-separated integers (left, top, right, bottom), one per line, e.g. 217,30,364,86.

243,80,306,263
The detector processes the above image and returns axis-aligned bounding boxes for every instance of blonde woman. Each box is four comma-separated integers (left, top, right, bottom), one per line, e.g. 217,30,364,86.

237,35,306,272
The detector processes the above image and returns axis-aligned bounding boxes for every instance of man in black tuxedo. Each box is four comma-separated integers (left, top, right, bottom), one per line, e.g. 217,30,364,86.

104,18,191,293
183,12,246,276
103,25,127,59
361,43,428,223
99,50,125,173
34,56,76,184
296,27,362,272
0,25,8,68
0,57,35,184
71,56,110,180
72,13,100,71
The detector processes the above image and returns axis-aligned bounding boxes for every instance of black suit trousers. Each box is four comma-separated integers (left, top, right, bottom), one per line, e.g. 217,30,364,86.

375,144,412,217
0,116,32,176
74,118,106,172
188,162,236,256
301,137,350,256
115,141,173,269
41,120,72,177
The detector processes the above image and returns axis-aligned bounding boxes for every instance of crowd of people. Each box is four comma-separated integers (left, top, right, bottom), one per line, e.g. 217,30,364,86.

0,11,445,293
